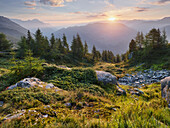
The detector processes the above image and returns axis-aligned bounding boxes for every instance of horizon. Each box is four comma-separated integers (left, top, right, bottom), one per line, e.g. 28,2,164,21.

0,0,170,27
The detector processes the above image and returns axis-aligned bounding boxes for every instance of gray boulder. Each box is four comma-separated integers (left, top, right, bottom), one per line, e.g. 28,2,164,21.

46,83,55,89
7,77,61,91
96,71,117,85
161,77,170,105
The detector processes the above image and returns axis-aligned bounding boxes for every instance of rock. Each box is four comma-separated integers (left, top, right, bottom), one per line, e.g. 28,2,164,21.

7,77,61,91
65,103,71,107
118,69,170,87
42,114,48,118
7,84,17,90
112,108,117,111
5,113,24,120
161,77,170,104
130,91,140,96
96,71,117,85
117,85,126,95
134,88,144,94
46,83,55,89
0,101,4,107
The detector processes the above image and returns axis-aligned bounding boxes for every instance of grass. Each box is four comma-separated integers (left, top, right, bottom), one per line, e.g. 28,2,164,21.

0,54,169,128
0,83,169,128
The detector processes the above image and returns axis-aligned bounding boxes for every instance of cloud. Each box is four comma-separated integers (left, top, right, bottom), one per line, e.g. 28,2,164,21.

24,0,36,7
134,7,150,12
156,0,170,4
39,0,75,7
86,13,107,19
149,0,170,5
69,11,90,15
24,0,36,9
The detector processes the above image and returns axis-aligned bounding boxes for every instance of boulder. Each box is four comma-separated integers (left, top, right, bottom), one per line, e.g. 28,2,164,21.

161,77,170,105
7,77,61,91
8,77,41,90
46,83,55,89
4,113,24,120
96,71,117,85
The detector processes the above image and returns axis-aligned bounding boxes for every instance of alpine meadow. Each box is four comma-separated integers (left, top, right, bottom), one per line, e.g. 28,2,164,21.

0,0,170,128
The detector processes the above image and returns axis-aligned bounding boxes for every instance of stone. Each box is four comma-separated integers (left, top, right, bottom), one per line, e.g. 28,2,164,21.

112,108,117,111
161,77,170,104
117,85,126,95
46,83,55,89
5,113,24,120
118,69,170,88
7,77,62,91
0,101,4,107
96,71,117,85
65,103,71,107
42,114,48,118
134,88,144,94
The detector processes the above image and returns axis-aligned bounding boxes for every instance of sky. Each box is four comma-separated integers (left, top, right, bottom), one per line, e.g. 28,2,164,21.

0,0,170,27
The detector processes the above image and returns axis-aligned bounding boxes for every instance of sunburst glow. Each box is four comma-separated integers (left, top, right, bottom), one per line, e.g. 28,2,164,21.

108,17,116,21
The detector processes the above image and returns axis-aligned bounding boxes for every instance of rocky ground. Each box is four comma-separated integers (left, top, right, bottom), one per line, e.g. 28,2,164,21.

118,69,170,87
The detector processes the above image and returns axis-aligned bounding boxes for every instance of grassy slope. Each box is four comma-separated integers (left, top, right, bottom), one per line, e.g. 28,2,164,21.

0,54,169,127
0,83,169,128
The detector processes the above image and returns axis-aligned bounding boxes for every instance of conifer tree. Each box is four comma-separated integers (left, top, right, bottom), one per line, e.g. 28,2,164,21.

71,36,77,57
161,29,168,46
34,29,43,56
50,33,56,49
62,34,69,53
26,30,32,48
92,45,97,61
116,54,121,63
76,34,84,58
84,41,88,56
0,33,12,51
129,39,137,53
17,36,28,58
58,38,64,53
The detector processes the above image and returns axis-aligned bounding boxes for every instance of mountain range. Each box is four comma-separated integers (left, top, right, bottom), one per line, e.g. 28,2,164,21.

54,23,137,54
0,16,28,44
0,16,170,54
11,19,56,37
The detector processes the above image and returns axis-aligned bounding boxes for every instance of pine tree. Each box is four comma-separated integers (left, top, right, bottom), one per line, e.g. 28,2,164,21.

0,33,12,51
84,41,88,56
58,38,64,53
17,36,28,58
129,39,137,52
34,29,43,56
145,28,161,49
71,36,77,57
92,45,97,61
161,29,168,46
108,51,114,63
116,54,121,63
135,32,144,49
50,33,56,49
26,30,35,52
96,51,101,61
62,34,69,53
26,30,32,47
102,50,108,62
76,34,84,58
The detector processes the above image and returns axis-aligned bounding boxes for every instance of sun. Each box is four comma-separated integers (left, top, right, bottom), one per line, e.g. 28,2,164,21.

108,17,116,21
